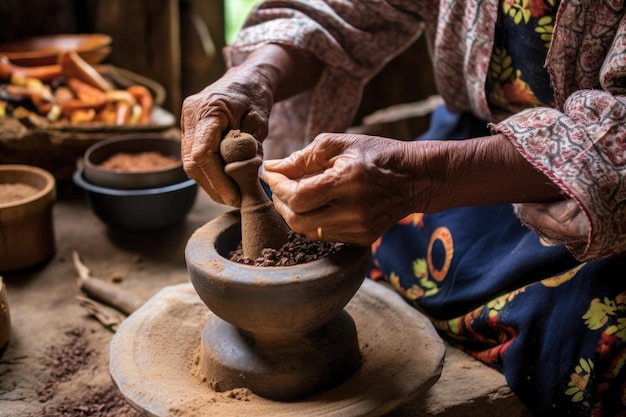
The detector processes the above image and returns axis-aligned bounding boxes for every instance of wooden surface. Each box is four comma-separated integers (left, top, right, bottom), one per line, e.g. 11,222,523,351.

0,184,531,417
110,280,446,416
0,188,232,416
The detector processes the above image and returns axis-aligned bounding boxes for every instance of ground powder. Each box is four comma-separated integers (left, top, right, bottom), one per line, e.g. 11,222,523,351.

228,231,343,266
99,151,180,172
0,182,39,204
30,327,143,417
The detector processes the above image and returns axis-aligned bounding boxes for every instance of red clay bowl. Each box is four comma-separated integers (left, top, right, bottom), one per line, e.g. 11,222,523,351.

83,134,187,190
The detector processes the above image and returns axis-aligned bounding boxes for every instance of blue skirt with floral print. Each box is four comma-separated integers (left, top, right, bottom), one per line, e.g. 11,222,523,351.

369,105,626,417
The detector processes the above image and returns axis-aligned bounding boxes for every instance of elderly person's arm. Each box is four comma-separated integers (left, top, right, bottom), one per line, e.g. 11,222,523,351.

257,0,626,262
181,44,321,206
181,0,426,206
262,132,564,245
492,7,626,261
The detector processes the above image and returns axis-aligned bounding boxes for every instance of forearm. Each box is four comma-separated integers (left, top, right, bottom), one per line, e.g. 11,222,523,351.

409,134,565,213
241,43,324,103
494,91,626,260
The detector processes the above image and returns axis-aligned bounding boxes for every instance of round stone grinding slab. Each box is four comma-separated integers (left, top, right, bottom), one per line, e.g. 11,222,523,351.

109,279,445,417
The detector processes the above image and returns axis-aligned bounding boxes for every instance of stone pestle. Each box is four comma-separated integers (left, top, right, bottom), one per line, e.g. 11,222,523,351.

220,130,290,259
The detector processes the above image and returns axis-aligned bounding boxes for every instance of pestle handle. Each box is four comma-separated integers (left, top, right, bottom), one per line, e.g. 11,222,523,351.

220,130,259,164
221,130,290,259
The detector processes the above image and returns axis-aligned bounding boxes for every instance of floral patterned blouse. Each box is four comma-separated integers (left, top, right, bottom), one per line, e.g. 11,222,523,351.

226,0,626,263
223,1,626,415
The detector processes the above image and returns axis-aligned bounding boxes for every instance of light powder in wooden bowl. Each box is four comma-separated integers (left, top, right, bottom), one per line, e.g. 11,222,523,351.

0,183,39,204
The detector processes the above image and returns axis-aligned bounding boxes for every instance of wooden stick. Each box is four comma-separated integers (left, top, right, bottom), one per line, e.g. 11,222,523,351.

76,295,124,332
72,251,144,316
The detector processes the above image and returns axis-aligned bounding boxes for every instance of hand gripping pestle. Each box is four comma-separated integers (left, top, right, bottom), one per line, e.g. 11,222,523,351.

220,130,290,259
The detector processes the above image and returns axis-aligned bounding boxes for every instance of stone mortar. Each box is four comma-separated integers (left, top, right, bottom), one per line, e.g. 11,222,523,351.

185,210,371,401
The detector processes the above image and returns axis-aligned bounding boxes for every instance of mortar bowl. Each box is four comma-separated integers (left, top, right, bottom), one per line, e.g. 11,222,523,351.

185,210,371,400
185,210,371,341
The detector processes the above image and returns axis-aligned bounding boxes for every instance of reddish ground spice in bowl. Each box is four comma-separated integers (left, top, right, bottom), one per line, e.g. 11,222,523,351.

83,134,187,190
98,151,180,172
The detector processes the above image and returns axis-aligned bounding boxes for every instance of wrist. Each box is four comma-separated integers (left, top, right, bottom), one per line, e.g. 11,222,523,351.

245,43,323,101
241,45,284,95
403,140,450,213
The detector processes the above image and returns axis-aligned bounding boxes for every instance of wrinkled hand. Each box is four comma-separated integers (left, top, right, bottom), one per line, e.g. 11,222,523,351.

514,199,589,246
180,63,275,207
262,133,427,246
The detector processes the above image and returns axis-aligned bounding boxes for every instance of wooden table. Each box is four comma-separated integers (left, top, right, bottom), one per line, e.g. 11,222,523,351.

0,184,530,417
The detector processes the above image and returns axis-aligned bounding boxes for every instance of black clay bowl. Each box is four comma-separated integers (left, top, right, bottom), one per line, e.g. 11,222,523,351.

73,167,198,232
83,134,187,190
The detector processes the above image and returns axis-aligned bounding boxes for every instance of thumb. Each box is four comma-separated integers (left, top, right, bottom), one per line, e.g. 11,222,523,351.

262,158,295,173
263,139,333,178
262,152,312,179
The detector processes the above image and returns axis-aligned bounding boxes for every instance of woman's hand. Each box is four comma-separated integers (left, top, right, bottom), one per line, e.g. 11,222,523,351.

261,132,564,246
261,133,431,246
180,55,277,207
181,44,323,207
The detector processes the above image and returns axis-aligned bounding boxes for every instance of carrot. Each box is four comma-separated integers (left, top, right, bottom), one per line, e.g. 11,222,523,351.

127,85,153,124
0,55,62,83
70,108,96,124
58,50,113,92
67,78,106,106
61,99,105,119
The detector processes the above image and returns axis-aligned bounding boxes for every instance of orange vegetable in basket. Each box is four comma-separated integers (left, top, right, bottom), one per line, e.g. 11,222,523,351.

0,55,62,82
58,50,113,92
67,78,106,107
127,85,153,124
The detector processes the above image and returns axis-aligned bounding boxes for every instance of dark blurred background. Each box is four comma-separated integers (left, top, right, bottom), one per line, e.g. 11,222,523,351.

0,0,436,137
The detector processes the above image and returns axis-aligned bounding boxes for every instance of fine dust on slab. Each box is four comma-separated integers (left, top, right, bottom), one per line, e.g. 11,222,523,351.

109,281,444,417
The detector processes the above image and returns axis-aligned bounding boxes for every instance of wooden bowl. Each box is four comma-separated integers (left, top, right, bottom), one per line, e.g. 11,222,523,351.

0,33,112,66
0,278,10,356
0,165,56,274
